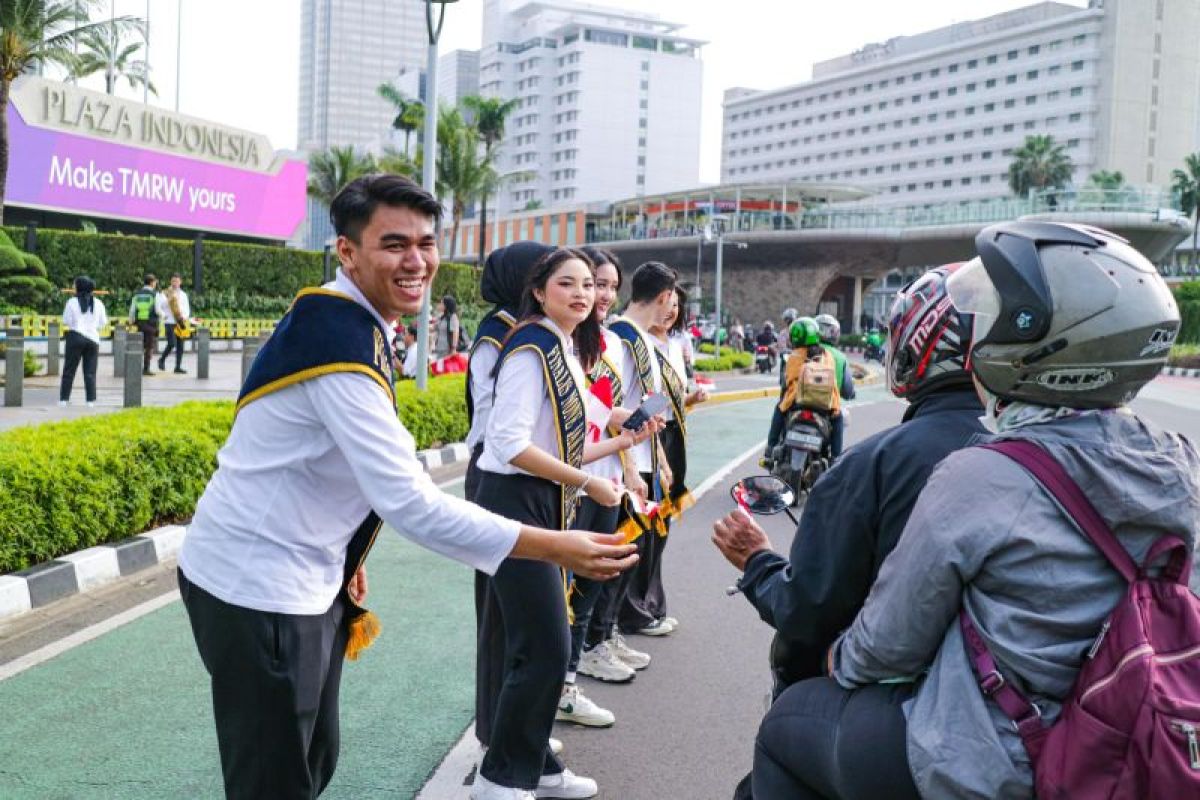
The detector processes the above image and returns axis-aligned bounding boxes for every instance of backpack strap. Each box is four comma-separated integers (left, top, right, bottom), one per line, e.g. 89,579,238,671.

959,608,1047,754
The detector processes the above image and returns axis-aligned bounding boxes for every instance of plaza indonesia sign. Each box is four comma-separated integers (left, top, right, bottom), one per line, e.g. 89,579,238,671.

4,76,306,240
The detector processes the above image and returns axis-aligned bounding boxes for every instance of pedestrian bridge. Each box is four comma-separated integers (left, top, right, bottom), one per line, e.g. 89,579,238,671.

595,189,1191,331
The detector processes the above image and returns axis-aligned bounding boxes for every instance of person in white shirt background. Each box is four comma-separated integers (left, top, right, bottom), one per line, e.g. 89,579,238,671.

155,272,191,374
399,323,423,378
59,275,107,406
177,175,638,800
472,248,645,800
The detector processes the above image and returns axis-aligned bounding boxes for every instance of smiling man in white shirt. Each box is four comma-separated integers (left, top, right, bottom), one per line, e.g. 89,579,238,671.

177,174,637,800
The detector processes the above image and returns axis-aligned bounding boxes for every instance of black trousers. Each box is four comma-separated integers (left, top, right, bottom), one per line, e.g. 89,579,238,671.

160,324,185,369
179,569,348,800
751,678,918,800
468,444,507,749
567,497,620,671
620,422,686,631
592,472,653,639
60,331,98,402
475,470,568,790
136,321,158,371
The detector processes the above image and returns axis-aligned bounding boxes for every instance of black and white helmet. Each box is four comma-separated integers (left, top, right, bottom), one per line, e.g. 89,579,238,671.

887,263,975,401
947,221,1180,408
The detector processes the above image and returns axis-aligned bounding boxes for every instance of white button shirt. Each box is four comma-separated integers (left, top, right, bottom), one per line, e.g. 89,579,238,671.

63,297,108,345
585,327,625,483
156,288,191,324
465,341,500,451
615,318,662,473
179,270,520,615
652,332,688,422
478,317,587,476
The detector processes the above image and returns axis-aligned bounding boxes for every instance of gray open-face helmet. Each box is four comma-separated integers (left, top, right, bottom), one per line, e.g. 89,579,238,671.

947,221,1180,409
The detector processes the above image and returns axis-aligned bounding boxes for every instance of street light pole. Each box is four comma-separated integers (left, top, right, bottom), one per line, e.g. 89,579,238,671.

143,0,150,104
714,229,723,361
415,0,455,390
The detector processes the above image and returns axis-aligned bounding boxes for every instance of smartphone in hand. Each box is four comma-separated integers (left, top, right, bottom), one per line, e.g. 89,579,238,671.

622,393,669,431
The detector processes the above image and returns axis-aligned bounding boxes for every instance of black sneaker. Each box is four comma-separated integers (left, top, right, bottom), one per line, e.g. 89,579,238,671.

174,367,187,374
157,359,166,371
143,368,155,376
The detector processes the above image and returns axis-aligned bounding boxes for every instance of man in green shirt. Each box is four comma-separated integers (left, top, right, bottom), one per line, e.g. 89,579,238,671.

815,314,855,458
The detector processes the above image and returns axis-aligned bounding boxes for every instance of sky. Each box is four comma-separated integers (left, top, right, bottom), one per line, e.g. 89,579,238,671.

77,0,1089,183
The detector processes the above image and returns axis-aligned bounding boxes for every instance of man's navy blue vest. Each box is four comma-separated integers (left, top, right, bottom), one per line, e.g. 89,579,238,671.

237,287,395,660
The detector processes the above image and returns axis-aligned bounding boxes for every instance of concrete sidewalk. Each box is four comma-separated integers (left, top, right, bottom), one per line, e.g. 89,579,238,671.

0,351,245,431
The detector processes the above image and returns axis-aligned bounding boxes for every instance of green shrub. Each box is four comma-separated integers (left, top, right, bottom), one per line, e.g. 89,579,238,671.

0,246,23,274
0,345,39,377
838,333,866,348
0,373,472,571
0,401,234,572
0,244,55,309
395,373,468,449
21,253,47,278
1169,343,1200,369
1177,283,1199,344
0,229,13,249
695,351,753,372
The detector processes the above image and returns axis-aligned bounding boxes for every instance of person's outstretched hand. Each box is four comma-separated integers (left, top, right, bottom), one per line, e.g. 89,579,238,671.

560,531,639,580
712,509,773,571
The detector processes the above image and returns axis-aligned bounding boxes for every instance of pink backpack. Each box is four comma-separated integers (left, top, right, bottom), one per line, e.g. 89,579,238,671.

960,439,1200,799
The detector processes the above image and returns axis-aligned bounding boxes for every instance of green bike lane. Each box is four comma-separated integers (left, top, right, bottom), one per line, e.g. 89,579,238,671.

0,395,783,800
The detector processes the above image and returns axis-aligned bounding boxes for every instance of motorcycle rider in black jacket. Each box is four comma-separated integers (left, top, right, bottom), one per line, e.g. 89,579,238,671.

714,263,988,692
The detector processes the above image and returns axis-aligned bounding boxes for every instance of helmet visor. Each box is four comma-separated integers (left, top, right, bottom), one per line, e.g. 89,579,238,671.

945,257,1000,346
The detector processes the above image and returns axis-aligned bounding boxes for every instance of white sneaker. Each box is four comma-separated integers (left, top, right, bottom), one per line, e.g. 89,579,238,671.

548,737,564,756
577,641,635,683
556,683,615,727
470,772,536,799
58,400,68,407
662,616,679,631
86,401,96,408
610,633,651,670
536,768,598,799
635,618,673,637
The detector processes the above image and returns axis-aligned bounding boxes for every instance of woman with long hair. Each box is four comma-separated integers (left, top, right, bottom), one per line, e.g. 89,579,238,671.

59,275,108,407
471,247,640,800
559,247,657,699
433,293,460,359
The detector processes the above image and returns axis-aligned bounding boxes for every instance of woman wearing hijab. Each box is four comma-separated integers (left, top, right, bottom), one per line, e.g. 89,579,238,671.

469,242,555,749
59,276,108,407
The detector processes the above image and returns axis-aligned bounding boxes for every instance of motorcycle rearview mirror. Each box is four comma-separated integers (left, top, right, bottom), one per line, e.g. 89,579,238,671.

731,475,796,518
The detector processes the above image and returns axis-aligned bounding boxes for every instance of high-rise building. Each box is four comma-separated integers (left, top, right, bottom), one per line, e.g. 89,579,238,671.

297,0,427,247
440,49,482,108
481,0,704,215
720,0,1200,206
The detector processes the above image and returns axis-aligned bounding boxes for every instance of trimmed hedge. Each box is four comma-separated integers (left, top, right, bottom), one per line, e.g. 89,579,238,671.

695,351,754,372
1170,344,1200,369
395,373,469,449
0,374,470,572
0,401,233,573
1177,283,1199,344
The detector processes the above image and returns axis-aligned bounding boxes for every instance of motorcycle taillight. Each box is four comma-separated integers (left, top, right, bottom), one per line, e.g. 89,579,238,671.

800,409,814,421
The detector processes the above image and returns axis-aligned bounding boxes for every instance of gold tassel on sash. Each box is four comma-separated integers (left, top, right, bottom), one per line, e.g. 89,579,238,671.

345,610,382,661
563,568,576,625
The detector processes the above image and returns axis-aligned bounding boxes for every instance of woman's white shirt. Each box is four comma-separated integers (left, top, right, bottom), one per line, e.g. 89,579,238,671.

63,297,108,345
653,332,688,422
479,318,587,478
584,327,625,483
466,341,500,450
615,319,662,473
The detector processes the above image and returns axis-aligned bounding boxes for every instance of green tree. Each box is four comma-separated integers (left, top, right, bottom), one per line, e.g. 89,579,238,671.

1007,134,1074,199
461,95,518,264
68,20,154,95
1171,153,1200,269
0,1,138,225
306,145,378,208
435,106,499,260
377,82,424,154
377,146,420,181
1087,169,1126,191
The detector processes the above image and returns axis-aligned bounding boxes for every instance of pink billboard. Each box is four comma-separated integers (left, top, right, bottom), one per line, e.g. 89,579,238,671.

4,78,307,240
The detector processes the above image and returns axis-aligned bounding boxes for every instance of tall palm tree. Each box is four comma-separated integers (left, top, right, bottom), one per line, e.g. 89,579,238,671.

1172,153,1200,269
1087,169,1125,191
461,95,519,265
0,0,138,224
69,20,155,96
378,146,420,181
435,106,499,260
306,145,378,207
377,82,423,154
1007,134,1075,200
1083,169,1127,210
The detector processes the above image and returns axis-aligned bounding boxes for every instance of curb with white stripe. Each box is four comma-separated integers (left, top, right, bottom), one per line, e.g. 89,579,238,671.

1162,366,1200,379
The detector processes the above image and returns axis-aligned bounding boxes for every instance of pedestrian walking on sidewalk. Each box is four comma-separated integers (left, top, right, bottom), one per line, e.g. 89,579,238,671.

128,273,159,376
59,276,107,407
157,272,191,374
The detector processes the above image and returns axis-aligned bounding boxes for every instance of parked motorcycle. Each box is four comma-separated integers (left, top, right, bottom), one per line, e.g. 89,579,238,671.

764,406,832,505
864,343,885,363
